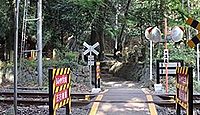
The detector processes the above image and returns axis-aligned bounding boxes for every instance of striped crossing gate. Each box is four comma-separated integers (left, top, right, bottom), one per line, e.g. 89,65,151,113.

49,68,71,115
186,17,200,48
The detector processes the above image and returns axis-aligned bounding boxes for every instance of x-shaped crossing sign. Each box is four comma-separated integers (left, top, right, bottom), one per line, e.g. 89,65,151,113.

83,42,99,55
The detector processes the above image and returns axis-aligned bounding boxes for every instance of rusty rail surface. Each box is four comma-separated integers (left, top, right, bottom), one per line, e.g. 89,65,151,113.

1,90,200,108
0,90,94,107
155,93,200,100
0,91,95,99
0,98,90,107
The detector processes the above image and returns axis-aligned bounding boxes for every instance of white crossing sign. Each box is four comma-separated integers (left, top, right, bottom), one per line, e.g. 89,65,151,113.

83,42,99,55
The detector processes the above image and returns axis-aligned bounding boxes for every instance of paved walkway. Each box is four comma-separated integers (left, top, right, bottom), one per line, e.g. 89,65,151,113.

89,88,157,115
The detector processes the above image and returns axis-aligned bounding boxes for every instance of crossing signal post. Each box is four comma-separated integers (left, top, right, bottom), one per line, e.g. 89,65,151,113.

145,27,162,81
83,42,99,88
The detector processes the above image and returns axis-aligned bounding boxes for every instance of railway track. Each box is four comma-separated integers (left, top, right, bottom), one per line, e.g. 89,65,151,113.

0,98,90,107
155,93,200,100
0,90,95,107
1,89,200,108
154,93,200,108
0,91,95,99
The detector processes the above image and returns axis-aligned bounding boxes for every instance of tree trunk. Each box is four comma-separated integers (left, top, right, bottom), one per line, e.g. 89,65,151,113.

118,0,132,52
6,0,15,61
90,1,107,61
90,23,104,61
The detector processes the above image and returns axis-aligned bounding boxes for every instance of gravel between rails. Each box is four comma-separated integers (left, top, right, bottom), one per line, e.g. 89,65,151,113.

0,105,91,115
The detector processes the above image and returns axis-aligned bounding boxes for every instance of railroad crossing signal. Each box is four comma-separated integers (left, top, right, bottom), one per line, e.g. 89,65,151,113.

83,42,99,88
83,42,99,66
83,42,99,56
186,17,200,48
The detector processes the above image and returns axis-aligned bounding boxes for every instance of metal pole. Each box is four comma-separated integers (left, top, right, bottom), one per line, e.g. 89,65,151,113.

14,0,20,114
187,0,191,39
150,41,153,80
37,0,43,86
89,52,92,88
114,4,119,57
164,18,168,94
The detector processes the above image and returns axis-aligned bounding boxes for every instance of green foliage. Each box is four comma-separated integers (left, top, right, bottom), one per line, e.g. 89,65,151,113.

168,44,196,66
154,43,196,66
0,1,13,39
43,59,77,68
56,49,79,61
43,0,103,49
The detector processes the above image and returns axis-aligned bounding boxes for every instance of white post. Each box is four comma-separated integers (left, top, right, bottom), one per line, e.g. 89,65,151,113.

150,40,153,80
89,51,92,88
115,4,119,54
37,0,43,86
197,44,199,81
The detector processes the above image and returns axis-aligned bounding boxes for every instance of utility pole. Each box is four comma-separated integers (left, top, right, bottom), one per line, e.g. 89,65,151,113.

14,0,20,114
37,0,43,86
197,1,200,82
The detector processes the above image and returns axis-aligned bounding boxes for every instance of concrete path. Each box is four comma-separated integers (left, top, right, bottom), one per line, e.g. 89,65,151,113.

89,88,157,115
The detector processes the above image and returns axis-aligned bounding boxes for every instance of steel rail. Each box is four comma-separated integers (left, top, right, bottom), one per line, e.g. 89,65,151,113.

0,91,95,99
0,98,90,107
88,100,200,108
2,87,48,90
155,94,200,100
1,93,200,109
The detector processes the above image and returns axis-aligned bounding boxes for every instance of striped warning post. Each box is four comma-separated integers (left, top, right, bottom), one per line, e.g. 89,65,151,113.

96,62,100,79
49,68,71,115
176,67,193,115
176,67,188,92
176,98,187,110
96,62,101,88
176,84,187,92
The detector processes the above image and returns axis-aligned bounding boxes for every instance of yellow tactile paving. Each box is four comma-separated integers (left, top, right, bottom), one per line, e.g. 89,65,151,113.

142,88,158,115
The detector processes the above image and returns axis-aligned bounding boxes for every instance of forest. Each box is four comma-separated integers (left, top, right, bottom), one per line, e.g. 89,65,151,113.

0,0,200,86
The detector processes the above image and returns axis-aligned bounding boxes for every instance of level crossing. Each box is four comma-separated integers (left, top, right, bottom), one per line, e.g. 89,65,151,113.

89,88,157,115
